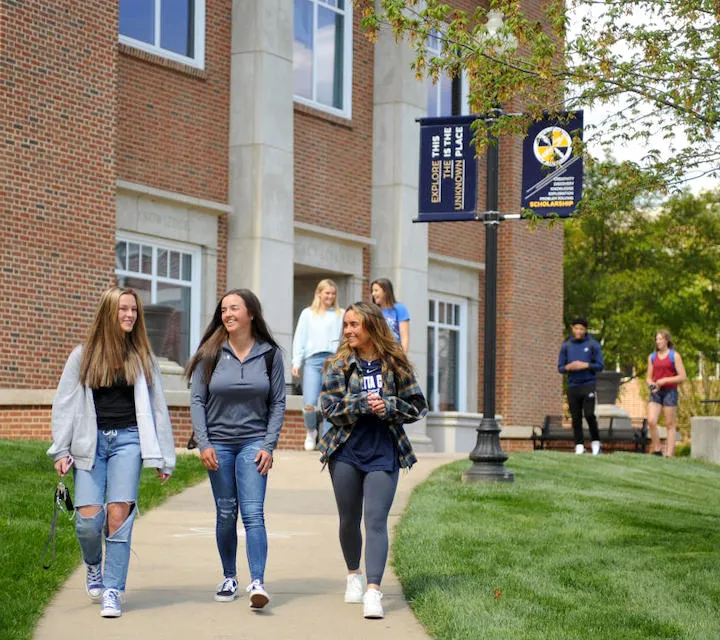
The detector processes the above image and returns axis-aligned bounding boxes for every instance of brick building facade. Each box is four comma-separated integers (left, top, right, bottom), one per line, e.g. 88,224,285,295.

1,0,563,452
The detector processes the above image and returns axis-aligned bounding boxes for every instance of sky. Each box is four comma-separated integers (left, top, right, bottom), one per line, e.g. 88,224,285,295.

568,2,719,195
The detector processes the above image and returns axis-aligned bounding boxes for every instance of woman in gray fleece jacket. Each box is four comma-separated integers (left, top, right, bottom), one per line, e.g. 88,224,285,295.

186,288,286,610
47,287,176,619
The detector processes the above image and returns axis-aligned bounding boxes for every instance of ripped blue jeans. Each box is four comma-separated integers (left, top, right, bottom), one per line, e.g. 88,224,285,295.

207,439,268,583
73,427,142,592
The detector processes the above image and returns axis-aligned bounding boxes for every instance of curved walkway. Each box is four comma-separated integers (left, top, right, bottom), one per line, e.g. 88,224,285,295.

35,451,462,640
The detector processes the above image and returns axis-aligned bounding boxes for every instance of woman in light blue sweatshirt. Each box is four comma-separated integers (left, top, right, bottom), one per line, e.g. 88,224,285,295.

291,278,343,450
47,287,176,619
186,289,286,609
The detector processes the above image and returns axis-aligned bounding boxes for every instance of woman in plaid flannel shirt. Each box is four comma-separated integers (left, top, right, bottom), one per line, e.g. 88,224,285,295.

318,301,427,619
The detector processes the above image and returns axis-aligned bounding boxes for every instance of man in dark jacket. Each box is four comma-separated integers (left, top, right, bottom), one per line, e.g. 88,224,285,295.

558,316,605,455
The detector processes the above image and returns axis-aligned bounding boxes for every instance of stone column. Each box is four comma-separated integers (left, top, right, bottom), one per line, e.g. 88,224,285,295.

691,416,720,464
228,0,294,363
371,22,432,450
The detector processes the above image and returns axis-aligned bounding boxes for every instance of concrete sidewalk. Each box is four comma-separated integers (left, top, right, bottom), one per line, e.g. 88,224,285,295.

35,451,463,640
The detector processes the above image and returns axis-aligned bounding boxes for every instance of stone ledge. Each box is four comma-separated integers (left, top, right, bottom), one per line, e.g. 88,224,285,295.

427,411,535,453
0,389,306,412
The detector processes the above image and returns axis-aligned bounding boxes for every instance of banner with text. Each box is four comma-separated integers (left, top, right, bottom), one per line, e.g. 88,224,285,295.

521,111,583,218
417,116,478,222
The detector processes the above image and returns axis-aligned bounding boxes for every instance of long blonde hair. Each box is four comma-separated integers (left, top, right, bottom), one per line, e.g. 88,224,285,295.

309,278,342,316
326,302,413,382
80,287,154,388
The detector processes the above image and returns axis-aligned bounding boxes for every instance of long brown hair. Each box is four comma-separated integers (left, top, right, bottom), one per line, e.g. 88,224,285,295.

656,329,675,350
80,287,154,387
326,302,413,382
185,289,280,384
370,278,397,309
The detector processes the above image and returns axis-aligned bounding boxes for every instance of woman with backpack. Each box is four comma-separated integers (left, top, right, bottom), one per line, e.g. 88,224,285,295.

318,302,427,619
646,329,686,457
186,289,286,608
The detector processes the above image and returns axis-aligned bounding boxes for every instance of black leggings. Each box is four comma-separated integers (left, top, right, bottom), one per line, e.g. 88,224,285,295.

567,384,599,445
328,459,399,586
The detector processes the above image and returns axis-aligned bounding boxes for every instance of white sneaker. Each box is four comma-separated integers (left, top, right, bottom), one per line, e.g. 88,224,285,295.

345,573,365,603
591,440,601,456
304,429,317,451
363,588,384,619
575,444,585,455
85,563,103,603
247,579,270,609
100,588,122,618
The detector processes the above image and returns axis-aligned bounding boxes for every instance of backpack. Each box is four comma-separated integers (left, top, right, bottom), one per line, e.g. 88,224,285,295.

187,347,277,450
650,349,677,374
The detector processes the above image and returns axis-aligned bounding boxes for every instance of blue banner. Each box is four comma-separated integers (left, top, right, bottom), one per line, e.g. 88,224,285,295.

521,111,583,218
416,116,478,222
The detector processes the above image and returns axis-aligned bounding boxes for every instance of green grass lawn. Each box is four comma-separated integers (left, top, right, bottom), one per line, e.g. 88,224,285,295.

393,452,720,640
0,439,207,640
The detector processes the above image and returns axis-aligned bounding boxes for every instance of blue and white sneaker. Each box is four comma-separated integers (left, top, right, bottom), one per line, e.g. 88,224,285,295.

85,563,103,603
100,588,122,618
247,579,270,609
215,577,239,602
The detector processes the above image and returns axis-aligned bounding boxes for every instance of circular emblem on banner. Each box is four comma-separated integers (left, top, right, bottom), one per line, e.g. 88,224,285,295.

533,126,573,167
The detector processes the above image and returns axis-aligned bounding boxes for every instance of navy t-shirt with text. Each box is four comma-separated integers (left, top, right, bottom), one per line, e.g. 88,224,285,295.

334,359,398,472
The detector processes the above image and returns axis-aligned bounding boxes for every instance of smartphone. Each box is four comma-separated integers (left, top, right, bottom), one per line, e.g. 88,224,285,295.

63,455,74,475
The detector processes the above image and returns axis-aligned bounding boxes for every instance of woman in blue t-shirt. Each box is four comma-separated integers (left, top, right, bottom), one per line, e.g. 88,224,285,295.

370,278,410,352
319,302,427,620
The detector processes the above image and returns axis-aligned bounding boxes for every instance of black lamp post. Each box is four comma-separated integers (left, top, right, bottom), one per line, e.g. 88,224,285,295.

462,115,514,483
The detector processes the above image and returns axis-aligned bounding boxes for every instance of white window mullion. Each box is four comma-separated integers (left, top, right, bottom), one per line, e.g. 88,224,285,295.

311,0,318,104
150,245,158,303
433,323,440,412
154,0,161,49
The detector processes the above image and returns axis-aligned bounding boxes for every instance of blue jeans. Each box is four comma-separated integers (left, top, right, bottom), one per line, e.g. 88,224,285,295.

303,351,332,435
73,427,142,592
208,440,268,583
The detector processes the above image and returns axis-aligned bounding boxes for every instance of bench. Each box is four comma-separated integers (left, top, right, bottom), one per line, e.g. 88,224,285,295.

532,415,649,452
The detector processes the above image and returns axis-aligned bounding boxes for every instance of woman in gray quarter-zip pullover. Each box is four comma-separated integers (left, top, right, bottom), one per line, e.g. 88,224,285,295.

185,289,286,610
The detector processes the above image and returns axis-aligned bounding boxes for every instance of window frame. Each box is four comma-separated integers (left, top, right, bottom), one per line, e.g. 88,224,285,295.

119,0,206,70
115,232,203,364
425,29,469,117
293,0,354,119
427,295,468,412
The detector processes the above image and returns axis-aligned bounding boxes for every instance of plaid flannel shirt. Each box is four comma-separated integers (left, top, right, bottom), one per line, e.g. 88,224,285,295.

318,353,428,469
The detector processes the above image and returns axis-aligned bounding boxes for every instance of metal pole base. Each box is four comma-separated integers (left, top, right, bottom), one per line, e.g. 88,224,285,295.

462,417,515,483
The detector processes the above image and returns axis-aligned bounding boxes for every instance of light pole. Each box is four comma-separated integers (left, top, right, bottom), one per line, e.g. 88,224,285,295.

462,115,514,483
462,11,517,483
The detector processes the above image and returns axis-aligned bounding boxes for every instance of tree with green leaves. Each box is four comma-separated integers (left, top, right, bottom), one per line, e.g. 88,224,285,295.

358,0,720,194
565,163,720,382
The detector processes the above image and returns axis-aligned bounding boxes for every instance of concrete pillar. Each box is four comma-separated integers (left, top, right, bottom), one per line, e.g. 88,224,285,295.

228,0,294,363
691,416,720,464
371,22,432,450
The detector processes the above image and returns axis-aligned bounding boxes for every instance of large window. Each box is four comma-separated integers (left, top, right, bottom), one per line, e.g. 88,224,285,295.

427,297,467,412
426,30,469,117
293,0,352,117
119,0,205,69
115,235,201,366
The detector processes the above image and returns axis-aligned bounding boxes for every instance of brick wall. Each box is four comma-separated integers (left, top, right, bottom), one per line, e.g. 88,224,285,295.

116,0,231,204
0,406,308,452
0,0,118,389
293,11,374,237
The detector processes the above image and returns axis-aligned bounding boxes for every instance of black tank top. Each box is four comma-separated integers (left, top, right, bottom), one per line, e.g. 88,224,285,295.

92,376,136,429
